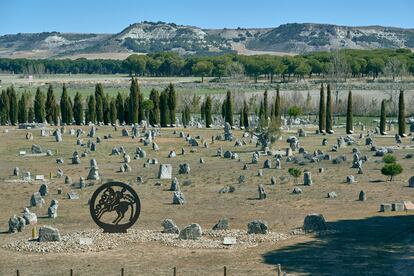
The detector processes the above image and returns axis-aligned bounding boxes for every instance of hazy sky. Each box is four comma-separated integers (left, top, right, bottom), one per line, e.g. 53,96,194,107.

0,0,413,35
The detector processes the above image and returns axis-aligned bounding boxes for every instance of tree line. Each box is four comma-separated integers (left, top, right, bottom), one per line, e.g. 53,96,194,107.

1,49,413,81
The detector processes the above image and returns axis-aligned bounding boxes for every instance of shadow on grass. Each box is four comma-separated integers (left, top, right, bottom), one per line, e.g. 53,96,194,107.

263,214,414,275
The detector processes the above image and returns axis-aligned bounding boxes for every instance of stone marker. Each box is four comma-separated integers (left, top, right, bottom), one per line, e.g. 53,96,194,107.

408,176,414,188
304,171,313,186
247,220,268,234
179,163,191,174
392,203,404,211
179,223,202,240
380,203,392,212
212,218,229,230
8,215,25,233
161,219,180,234
223,237,237,245
38,226,61,242
258,184,267,199
346,175,356,184
158,164,172,179
23,208,37,225
170,177,180,191
359,190,366,201
48,199,58,218
13,167,19,176
67,191,79,200
327,192,337,198
172,191,185,205
31,192,44,207
303,213,327,231
293,187,302,194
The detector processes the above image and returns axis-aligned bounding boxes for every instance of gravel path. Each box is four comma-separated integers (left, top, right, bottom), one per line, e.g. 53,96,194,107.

4,229,292,254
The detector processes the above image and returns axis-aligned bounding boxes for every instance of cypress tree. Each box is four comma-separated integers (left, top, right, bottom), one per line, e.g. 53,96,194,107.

115,92,124,124
67,96,73,124
379,99,386,135
200,102,205,121
167,83,176,126
346,91,353,134
73,92,83,125
149,89,160,126
124,96,130,124
34,87,45,123
326,83,333,133
28,107,34,123
18,93,27,123
9,86,18,125
398,90,406,136
159,90,169,127
86,95,96,124
225,90,233,126
129,78,139,124
243,99,249,129
45,84,58,125
182,105,191,127
1,89,10,124
60,84,71,124
103,94,110,125
274,86,281,125
95,83,104,123
318,83,326,133
221,99,226,118
263,89,268,118
138,90,144,123
205,95,212,128
110,98,117,125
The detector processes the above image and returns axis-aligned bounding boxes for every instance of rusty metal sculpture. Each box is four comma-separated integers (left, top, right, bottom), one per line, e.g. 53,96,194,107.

90,181,141,233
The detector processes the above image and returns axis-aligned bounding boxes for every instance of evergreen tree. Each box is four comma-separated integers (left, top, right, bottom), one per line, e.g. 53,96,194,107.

346,90,353,134
86,95,96,124
18,93,28,123
129,78,139,124
9,86,18,125
182,105,191,127
263,89,268,118
124,96,131,124
73,92,83,125
221,100,226,118
28,107,34,123
200,102,205,121
318,83,326,133
205,95,212,128
103,94,110,125
159,90,169,127
67,96,73,124
138,90,144,123
148,89,160,126
239,109,244,128
34,87,45,123
398,89,406,136
95,83,104,123
0,89,10,124
167,83,176,126
225,90,233,126
45,84,58,125
379,99,386,135
110,98,117,125
274,86,281,125
115,92,124,124
326,83,333,133
243,99,249,129
60,84,69,124
305,91,312,114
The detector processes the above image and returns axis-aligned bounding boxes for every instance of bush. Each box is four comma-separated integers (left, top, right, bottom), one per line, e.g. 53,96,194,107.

382,154,396,164
288,167,302,184
381,163,403,181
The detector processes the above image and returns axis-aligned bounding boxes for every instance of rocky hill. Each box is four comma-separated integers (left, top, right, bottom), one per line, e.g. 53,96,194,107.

0,22,413,59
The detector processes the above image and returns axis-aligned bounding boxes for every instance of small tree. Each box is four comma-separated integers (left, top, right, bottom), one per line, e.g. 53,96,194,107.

379,99,387,135
382,154,396,164
398,90,406,136
381,163,403,181
288,106,302,120
288,167,302,184
346,90,353,134
142,99,154,122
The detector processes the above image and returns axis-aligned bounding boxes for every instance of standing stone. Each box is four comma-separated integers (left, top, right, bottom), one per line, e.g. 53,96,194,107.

224,122,233,141
31,192,45,207
212,218,229,230
64,175,72,184
13,167,19,176
8,215,26,233
38,226,61,242
87,166,100,180
270,176,276,185
179,163,191,174
72,153,81,164
359,190,366,201
170,177,180,191
172,191,185,205
161,219,180,234
48,199,58,218
286,148,293,157
54,129,62,142
88,126,96,137
257,169,263,177
90,142,97,151
247,220,268,234
252,153,259,164
303,213,327,231
258,184,267,199
346,175,356,184
152,142,160,151
23,208,37,225
263,159,271,169
39,183,48,196
123,154,131,163
408,176,414,188
31,144,43,154
79,177,86,189
179,223,202,240
158,164,172,179
304,171,313,186
275,159,281,169
122,128,129,136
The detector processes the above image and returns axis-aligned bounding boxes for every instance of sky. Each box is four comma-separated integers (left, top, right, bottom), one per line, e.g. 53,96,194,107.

0,0,413,35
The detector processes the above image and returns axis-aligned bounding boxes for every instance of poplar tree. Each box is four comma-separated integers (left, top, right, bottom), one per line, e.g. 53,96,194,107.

60,84,69,124
110,98,117,125
9,86,18,125
159,90,169,127
326,83,333,133
346,91,353,134
263,89,268,118
73,92,83,125
129,78,139,124
124,96,130,124
46,84,58,125
205,95,212,128
379,99,386,135
243,99,249,128
34,87,45,123
95,83,104,123
318,83,326,133
149,89,160,126
18,93,27,123
115,92,124,124
274,85,281,125
103,94,110,125
398,90,406,136
138,90,144,123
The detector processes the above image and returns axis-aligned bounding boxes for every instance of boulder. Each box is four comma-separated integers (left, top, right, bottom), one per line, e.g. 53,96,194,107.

179,223,202,240
359,190,366,201
23,208,37,225
161,219,180,234
172,191,185,205
303,213,327,231
179,163,191,174
31,192,44,207
247,220,268,234
158,164,172,179
8,215,25,233
212,218,229,230
38,226,61,242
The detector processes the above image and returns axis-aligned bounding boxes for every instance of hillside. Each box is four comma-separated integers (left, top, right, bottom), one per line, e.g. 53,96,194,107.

0,22,413,59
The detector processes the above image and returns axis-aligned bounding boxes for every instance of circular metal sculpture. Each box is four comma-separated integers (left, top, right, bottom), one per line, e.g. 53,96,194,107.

89,181,141,233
